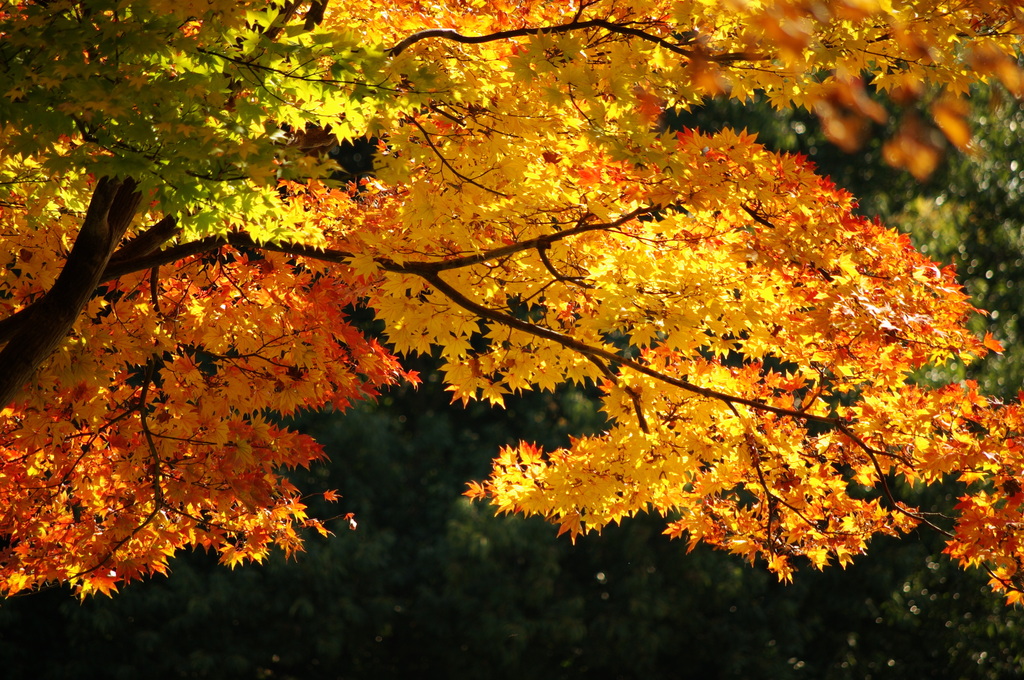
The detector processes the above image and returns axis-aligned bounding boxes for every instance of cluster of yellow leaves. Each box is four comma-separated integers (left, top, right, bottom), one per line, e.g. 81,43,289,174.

339,0,1023,589
1,0,1022,597
454,148,989,578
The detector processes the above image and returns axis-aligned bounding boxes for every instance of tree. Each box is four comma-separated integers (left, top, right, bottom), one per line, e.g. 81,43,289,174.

1,0,1023,598
6,48,1024,680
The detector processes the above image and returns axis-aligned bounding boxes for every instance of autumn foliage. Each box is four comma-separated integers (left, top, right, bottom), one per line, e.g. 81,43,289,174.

1,0,1023,598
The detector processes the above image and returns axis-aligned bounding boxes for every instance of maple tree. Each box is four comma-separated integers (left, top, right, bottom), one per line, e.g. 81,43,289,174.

0,0,1022,598
6,93,1024,680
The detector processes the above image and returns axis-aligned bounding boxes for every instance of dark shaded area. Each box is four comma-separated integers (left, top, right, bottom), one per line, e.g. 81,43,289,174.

1,370,1023,679
329,137,378,184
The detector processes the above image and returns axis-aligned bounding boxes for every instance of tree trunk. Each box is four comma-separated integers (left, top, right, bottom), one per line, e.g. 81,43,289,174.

0,176,141,407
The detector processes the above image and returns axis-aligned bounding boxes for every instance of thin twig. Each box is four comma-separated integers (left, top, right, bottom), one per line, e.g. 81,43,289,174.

408,117,510,197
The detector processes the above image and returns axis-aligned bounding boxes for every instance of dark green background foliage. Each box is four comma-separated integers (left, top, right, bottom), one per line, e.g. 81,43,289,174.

3,378,1023,680
2,90,1024,679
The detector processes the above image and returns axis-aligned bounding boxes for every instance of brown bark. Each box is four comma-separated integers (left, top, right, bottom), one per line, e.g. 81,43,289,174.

0,176,141,407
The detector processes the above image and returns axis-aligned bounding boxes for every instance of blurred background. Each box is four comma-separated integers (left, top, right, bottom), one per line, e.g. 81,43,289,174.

1,88,1023,680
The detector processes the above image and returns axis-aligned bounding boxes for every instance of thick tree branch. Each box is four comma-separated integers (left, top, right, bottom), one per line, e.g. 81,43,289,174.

388,19,757,61
0,214,180,346
0,232,304,345
0,177,140,407
0,199,852,453
0,207,657,347
108,215,180,264
379,208,655,274
102,208,652,280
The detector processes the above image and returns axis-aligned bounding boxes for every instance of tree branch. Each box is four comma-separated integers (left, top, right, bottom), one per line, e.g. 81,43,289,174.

0,177,140,408
416,269,841,427
108,215,180,264
381,208,655,274
388,19,756,61
0,215,183,345
408,117,510,197
0,206,659,347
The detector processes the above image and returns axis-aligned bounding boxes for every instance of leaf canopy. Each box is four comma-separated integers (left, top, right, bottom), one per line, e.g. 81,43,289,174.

1,0,1023,598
